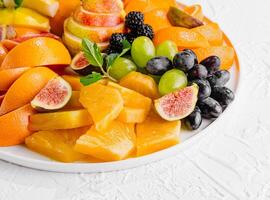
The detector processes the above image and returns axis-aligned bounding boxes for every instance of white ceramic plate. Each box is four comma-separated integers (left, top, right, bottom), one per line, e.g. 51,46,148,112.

0,10,242,174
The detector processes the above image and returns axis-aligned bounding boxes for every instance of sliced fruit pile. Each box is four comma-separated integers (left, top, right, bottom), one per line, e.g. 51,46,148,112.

0,0,237,163
63,0,126,55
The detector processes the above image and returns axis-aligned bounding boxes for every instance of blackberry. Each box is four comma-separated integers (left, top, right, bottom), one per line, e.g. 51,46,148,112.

126,32,137,44
136,24,154,40
109,33,127,53
125,11,144,31
106,47,118,55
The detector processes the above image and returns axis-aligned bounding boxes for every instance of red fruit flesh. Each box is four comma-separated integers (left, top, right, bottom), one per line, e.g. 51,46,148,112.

75,53,89,69
155,85,199,121
74,7,124,27
35,79,69,106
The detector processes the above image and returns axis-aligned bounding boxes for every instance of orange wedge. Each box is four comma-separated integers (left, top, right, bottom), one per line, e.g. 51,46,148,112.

0,68,30,91
0,43,7,66
154,27,209,49
0,104,35,146
0,67,57,115
1,37,71,69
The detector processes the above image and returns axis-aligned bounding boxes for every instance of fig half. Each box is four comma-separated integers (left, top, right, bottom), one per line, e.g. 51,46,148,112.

155,84,199,121
168,6,204,29
70,51,102,75
31,76,72,111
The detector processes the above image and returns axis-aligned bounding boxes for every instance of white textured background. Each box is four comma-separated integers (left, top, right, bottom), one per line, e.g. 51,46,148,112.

1,0,270,199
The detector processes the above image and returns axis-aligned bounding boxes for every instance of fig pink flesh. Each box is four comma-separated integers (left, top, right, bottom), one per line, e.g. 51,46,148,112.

36,79,68,106
75,54,89,68
160,87,194,117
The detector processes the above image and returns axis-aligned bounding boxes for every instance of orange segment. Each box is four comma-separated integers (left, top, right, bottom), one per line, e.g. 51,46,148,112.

79,83,124,131
75,121,136,161
193,46,235,70
184,4,204,21
1,37,71,69
144,8,171,33
193,23,223,46
0,67,57,115
25,127,89,162
136,112,181,156
154,27,209,49
0,67,30,91
0,104,35,146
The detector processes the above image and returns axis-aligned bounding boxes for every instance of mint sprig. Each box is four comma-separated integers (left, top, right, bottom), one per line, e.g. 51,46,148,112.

15,0,23,7
80,72,103,86
80,39,131,86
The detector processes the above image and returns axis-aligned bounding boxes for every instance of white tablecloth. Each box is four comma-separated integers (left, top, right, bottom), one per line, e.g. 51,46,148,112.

1,0,270,199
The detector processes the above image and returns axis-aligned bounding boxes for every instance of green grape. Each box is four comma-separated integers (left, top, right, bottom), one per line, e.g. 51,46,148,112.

131,36,155,68
158,69,188,95
109,57,137,80
156,40,178,61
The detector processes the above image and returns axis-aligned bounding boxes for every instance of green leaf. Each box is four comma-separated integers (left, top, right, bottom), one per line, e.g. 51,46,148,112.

14,0,23,7
122,39,131,49
106,53,119,69
80,72,103,86
82,38,103,68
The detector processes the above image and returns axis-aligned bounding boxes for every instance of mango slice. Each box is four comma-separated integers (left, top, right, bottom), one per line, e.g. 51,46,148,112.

79,83,124,131
25,127,89,162
136,112,181,156
29,109,93,131
75,121,136,161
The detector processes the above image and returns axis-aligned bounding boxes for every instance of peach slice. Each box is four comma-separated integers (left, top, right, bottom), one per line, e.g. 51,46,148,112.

73,6,125,27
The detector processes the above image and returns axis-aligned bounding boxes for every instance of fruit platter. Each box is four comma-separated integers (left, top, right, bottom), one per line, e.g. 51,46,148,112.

0,0,240,172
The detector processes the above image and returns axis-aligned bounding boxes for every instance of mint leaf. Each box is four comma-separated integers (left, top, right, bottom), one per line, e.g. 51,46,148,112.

15,0,23,7
106,40,132,71
80,72,102,86
82,38,103,67
122,40,131,49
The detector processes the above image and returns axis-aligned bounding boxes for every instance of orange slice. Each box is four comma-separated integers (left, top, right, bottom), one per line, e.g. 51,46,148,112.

0,67,57,115
1,37,71,69
0,104,35,146
184,4,204,21
154,27,209,49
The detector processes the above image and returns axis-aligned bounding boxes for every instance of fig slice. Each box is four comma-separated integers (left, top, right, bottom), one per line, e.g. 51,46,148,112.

168,6,204,29
154,84,199,121
31,76,72,111
70,51,102,75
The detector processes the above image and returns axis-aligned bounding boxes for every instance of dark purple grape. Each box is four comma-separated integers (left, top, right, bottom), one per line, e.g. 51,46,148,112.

173,51,197,72
200,56,221,74
211,87,235,108
198,97,223,119
146,56,173,75
188,64,208,80
185,106,202,130
191,79,211,100
207,70,230,87
183,49,198,64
